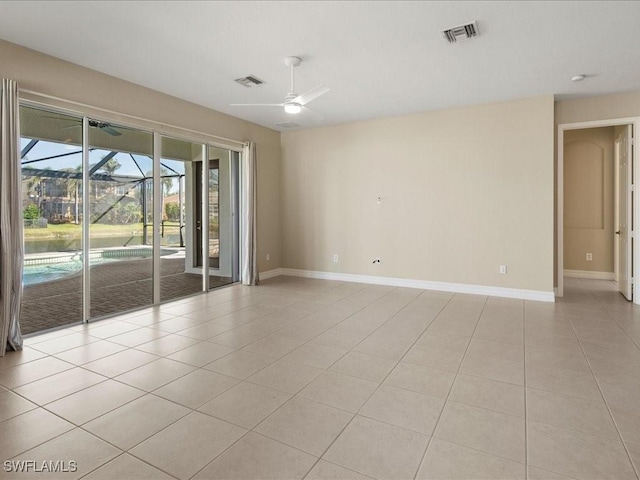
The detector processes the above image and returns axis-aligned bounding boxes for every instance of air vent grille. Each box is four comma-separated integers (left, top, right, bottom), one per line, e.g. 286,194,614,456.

441,21,479,43
275,121,300,129
234,75,264,87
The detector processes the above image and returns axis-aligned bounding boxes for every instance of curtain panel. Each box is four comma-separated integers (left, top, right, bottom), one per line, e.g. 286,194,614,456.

241,141,259,286
0,78,24,356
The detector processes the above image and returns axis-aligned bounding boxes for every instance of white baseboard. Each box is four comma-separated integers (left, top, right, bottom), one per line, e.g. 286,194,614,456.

564,270,615,281
259,268,284,280
263,268,554,302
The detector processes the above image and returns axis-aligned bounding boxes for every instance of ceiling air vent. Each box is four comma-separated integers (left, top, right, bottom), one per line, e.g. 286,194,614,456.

275,121,300,129
234,75,264,87
441,21,479,43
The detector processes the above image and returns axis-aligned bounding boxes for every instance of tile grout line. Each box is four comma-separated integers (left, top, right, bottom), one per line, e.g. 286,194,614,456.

1,284,309,471
185,284,382,376
238,285,417,386
185,320,360,476
23,289,395,475
76,415,185,480
582,282,640,480
79,451,181,480
159,282,383,480
12,278,638,479
591,285,640,353
295,288,457,479
555,280,638,479
410,294,488,480
88,289,350,387
188,283,384,366
206,285,394,382
7,349,215,468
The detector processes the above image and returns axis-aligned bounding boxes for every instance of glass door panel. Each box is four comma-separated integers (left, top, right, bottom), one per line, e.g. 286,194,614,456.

207,146,239,289
19,106,84,334
88,121,153,318
209,160,220,268
160,136,205,302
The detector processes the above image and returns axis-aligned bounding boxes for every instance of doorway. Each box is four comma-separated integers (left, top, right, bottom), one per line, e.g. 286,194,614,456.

557,118,639,303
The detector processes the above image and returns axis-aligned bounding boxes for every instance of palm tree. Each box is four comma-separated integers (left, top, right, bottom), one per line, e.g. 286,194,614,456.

100,157,121,176
62,165,82,224
99,157,121,196
23,167,42,198
161,168,175,197
147,168,174,196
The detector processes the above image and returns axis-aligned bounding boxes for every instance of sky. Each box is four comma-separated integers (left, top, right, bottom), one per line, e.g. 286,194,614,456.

20,137,185,192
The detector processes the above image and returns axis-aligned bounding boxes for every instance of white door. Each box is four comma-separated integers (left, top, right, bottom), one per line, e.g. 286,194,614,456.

617,125,633,300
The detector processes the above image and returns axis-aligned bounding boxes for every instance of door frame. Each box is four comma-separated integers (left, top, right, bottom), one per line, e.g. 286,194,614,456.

557,117,640,302
614,138,620,283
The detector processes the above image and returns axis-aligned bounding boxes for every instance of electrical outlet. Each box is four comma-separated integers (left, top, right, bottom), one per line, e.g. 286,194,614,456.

333,254,339,263
500,265,507,274
586,253,593,261
266,254,270,261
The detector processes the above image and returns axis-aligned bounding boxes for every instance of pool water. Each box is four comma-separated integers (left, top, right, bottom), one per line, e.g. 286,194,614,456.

23,247,180,286
23,261,83,285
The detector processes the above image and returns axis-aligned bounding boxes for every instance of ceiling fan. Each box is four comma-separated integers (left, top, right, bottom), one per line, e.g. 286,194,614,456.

48,117,123,136
87,120,122,136
231,56,329,116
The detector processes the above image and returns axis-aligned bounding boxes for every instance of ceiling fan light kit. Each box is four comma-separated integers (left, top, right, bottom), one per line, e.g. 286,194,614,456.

231,55,329,118
284,103,302,114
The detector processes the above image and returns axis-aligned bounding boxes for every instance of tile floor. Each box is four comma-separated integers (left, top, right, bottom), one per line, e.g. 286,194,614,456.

1,275,639,479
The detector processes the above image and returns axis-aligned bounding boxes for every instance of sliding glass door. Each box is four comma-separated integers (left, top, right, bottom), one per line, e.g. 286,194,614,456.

159,136,205,302
210,148,240,288
19,104,241,335
88,122,154,318
195,146,240,289
19,106,84,334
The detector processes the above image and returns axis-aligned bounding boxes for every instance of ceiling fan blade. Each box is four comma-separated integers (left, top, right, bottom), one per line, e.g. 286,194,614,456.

101,125,122,136
230,103,285,107
292,85,329,106
301,106,324,120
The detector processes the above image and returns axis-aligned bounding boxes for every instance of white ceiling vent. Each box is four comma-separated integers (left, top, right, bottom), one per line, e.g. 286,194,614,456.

441,21,479,43
275,121,300,129
234,75,264,87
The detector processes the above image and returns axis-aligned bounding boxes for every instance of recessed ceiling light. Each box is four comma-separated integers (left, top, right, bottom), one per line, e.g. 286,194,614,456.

571,75,586,82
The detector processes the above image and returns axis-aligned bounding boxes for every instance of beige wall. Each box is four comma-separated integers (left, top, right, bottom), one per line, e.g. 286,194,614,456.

281,96,555,292
0,39,282,272
563,128,614,273
556,91,640,125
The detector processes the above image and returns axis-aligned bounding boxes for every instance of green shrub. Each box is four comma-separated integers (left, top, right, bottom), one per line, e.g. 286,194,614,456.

164,202,180,221
23,204,40,220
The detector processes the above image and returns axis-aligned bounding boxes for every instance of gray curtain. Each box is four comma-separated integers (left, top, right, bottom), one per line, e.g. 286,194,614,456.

0,78,23,355
241,141,259,286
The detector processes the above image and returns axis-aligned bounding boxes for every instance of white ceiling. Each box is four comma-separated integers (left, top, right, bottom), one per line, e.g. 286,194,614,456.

1,1,639,131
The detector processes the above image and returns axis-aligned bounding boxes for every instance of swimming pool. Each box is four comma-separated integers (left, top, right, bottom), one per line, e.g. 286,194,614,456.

23,260,83,285
23,247,179,286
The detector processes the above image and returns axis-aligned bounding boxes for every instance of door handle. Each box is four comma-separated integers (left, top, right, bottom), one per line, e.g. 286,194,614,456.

616,231,621,235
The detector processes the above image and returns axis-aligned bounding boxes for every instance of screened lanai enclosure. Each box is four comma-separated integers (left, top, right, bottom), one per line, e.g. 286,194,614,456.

20,105,240,334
